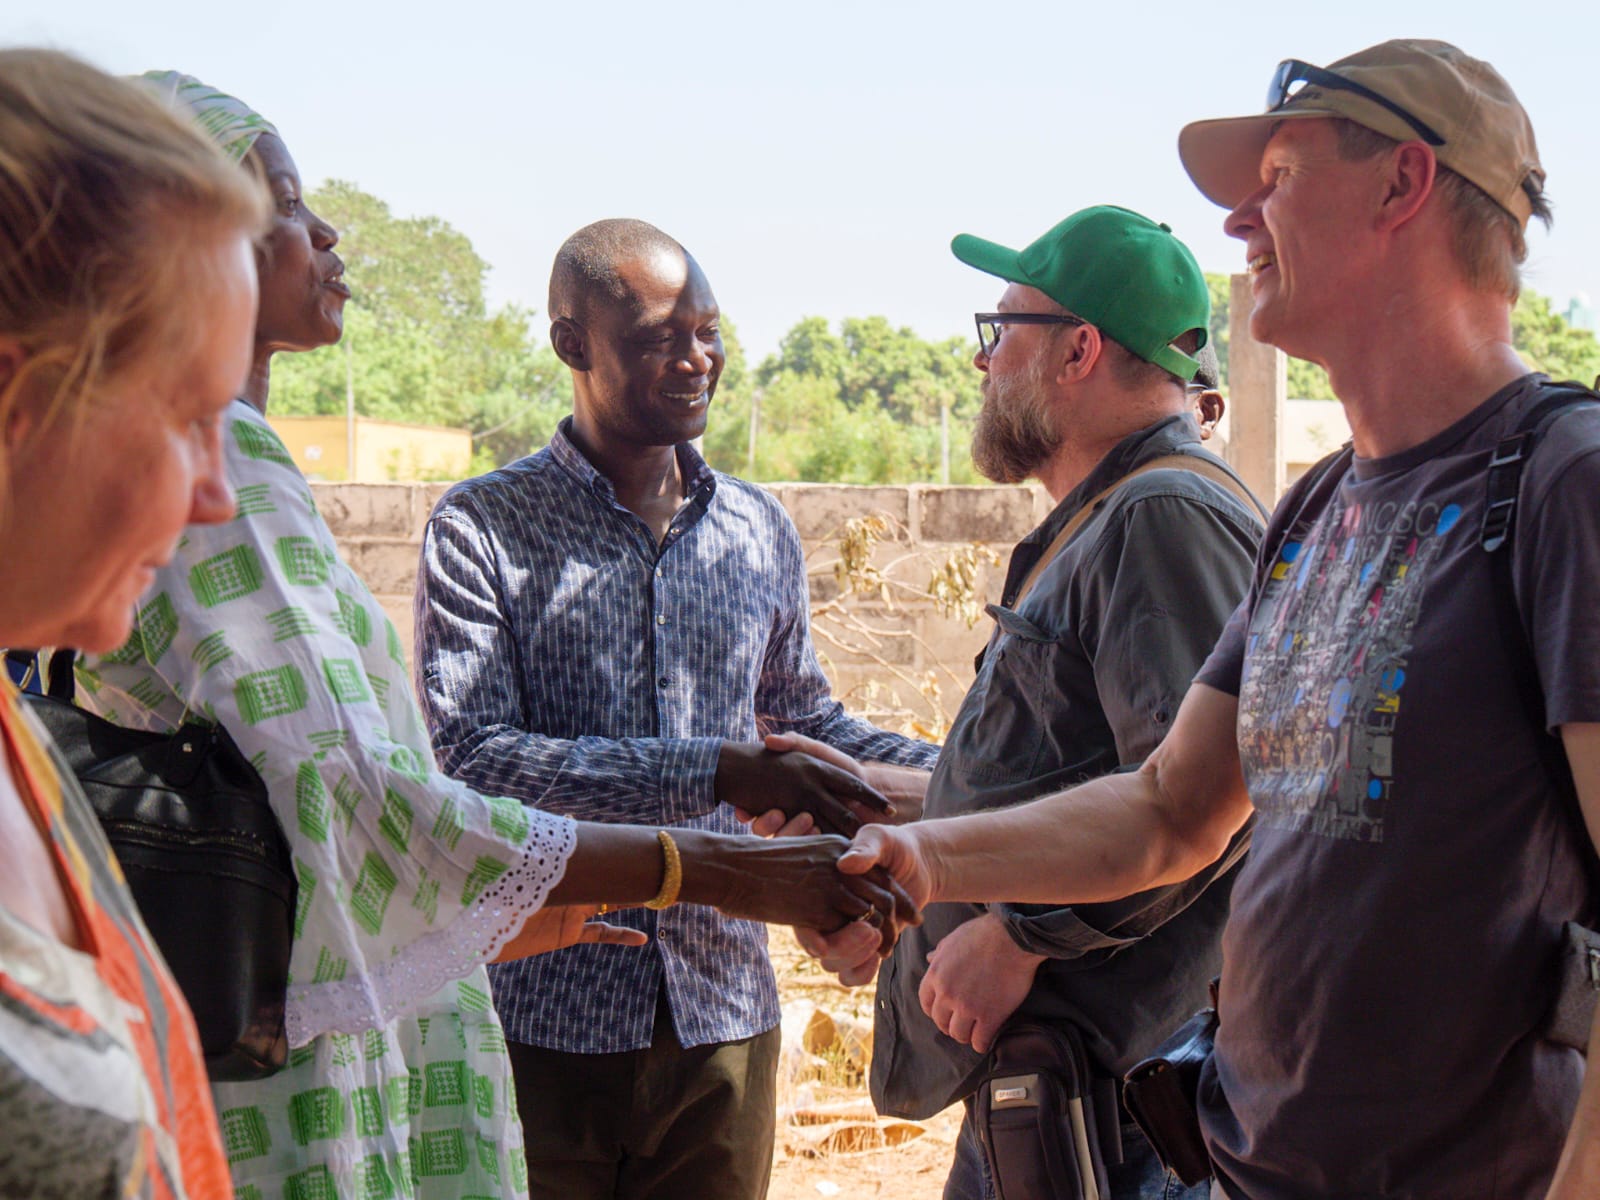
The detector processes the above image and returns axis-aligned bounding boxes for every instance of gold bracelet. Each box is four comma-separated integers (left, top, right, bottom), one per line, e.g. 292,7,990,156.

644,829,682,910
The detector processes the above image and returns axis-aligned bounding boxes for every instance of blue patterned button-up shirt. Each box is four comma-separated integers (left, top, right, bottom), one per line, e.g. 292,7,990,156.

415,419,938,1052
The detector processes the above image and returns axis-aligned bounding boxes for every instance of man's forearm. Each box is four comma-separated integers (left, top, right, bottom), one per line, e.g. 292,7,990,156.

991,818,1252,959
915,750,1250,907
866,763,930,824
443,726,721,825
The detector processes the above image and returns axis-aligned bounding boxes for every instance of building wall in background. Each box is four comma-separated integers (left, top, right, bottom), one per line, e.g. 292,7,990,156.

271,416,472,483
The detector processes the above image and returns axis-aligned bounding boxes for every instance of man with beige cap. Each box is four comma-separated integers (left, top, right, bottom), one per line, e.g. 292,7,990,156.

822,39,1600,1198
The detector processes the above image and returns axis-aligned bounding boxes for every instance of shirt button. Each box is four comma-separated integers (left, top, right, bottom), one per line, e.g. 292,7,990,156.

656,614,667,625
658,677,669,689
655,567,663,578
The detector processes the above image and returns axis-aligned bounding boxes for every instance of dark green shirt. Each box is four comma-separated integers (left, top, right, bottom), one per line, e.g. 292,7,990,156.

871,413,1263,1119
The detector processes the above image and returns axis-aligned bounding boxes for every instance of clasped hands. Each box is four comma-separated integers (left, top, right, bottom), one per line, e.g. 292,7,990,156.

712,737,923,954
732,737,1040,1048
729,732,942,984
494,736,941,970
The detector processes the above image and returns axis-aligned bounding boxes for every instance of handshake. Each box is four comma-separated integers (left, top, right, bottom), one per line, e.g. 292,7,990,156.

519,732,936,978
713,731,936,982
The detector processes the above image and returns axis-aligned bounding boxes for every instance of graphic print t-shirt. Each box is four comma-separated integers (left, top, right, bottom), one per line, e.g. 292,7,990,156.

1195,375,1600,1199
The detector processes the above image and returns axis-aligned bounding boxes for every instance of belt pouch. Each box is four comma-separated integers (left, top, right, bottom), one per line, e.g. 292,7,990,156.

975,1021,1112,1200
1120,1005,1217,1186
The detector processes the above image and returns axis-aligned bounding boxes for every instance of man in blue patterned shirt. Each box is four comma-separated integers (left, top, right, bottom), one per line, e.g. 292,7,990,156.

415,218,939,1199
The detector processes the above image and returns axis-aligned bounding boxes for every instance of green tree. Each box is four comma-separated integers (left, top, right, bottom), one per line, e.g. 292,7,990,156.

721,315,980,483
272,181,572,471
1513,290,1600,384
1287,358,1337,400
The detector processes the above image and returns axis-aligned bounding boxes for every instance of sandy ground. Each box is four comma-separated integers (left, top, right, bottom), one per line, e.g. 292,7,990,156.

768,1105,962,1200
766,930,962,1200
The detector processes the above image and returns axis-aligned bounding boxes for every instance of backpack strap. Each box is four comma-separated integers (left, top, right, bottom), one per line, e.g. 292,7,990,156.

1480,381,1600,904
1012,452,1265,609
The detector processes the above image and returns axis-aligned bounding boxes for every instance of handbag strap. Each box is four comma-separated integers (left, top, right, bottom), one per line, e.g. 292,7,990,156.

46,649,75,702
1013,452,1265,610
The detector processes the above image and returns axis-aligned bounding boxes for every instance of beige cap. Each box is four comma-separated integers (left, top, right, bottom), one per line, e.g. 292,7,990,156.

1178,39,1544,226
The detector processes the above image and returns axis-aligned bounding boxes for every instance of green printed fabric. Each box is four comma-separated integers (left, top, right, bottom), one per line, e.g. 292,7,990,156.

139,71,280,163
79,403,577,1198
207,999,517,1198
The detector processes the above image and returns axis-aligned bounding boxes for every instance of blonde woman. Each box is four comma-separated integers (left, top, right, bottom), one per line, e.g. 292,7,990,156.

0,49,265,1198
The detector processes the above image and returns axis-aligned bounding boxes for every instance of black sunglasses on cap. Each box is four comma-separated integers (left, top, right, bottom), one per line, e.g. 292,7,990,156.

1267,59,1446,147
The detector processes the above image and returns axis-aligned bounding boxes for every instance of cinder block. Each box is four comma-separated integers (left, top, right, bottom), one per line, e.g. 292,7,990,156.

807,572,843,604
917,620,991,684
417,483,459,537
915,485,1036,545
374,596,418,683
765,484,912,542
313,484,419,539
1029,483,1055,527
813,618,919,667
341,538,421,598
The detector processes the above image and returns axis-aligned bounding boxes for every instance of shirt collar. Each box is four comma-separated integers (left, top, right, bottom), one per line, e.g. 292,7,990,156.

1027,412,1209,548
550,417,718,506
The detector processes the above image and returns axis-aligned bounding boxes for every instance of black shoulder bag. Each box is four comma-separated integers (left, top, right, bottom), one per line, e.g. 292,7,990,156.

975,1020,1121,1200
21,649,295,1080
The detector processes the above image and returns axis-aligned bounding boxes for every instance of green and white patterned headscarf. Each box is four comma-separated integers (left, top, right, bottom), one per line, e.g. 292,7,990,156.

139,70,278,162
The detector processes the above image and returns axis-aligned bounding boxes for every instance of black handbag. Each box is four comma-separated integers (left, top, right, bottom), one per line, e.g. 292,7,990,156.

975,1020,1121,1200
22,651,295,1081
1121,1003,1218,1186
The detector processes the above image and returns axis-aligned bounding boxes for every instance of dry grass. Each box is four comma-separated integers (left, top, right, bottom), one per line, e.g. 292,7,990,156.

768,929,962,1200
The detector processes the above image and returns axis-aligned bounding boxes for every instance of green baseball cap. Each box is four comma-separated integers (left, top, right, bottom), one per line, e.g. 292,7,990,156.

952,205,1210,382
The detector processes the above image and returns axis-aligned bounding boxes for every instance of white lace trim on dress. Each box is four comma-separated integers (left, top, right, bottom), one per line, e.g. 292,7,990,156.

285,812,577,1046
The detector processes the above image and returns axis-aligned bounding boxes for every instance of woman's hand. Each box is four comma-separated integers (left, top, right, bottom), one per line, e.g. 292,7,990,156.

491,904,649,963
678,831,921,954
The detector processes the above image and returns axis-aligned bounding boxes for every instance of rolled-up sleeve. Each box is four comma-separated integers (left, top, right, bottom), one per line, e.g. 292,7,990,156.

996,489,1259,959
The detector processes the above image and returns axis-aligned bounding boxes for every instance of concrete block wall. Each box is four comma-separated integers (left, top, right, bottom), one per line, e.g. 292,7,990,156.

313,481,1050,733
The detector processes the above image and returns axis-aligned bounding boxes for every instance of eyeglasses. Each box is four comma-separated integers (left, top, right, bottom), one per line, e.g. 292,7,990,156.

1266,59,1445,147
974,312,1085,358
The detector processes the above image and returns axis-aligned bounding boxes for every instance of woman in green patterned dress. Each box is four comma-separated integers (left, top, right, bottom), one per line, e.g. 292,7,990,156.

76,75,916,1200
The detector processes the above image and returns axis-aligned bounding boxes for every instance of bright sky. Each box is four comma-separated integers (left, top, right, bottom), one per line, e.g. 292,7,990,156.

7,0,1598,359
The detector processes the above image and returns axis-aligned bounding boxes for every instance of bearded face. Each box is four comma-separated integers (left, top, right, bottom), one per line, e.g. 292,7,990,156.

970,348,1060,484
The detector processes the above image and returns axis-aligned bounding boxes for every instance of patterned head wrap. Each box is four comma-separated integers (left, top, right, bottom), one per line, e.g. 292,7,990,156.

138,71,278,162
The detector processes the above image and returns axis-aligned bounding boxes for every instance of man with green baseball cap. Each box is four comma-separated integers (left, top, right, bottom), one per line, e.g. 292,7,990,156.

843,205,1263,1200
951,204,1212,383
820,39,1600,1200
